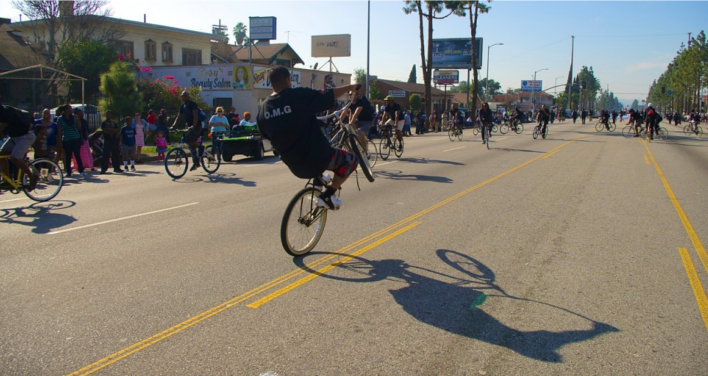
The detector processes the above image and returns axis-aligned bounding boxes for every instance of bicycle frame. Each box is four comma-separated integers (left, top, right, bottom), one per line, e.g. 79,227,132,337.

0,154,24,189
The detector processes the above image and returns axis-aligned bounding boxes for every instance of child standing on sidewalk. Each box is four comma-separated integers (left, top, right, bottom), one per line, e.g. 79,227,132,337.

155,130,167,161
120,116,137,171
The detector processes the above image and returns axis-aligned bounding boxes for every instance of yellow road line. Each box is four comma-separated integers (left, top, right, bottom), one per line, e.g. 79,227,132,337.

543,149,560,159
68,133,586,375
643,141,708,276
678,248,708,335
644,155,650,165
247,222,422,308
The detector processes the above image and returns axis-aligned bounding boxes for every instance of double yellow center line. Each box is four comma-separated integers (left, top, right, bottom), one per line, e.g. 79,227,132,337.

68,135,585,376
642,141,708,335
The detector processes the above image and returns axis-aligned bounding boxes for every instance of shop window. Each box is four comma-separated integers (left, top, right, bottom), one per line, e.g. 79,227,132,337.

145,39,156,61
162,42,173,62
182,48,202,65
109,40,133,58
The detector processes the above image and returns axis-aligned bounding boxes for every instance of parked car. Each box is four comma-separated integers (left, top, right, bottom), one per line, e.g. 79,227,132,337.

50,104,102,132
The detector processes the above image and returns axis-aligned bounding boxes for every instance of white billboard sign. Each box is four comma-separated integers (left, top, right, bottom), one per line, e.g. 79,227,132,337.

311,34,351,58
388,90,406,98
433,70,459,85
250,17,277,40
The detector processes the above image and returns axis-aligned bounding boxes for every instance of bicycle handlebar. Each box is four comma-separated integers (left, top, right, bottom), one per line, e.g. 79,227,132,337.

316,100,353,121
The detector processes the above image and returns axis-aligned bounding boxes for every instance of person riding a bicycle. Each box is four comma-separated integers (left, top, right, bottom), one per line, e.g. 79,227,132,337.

171,91,203,171
380,96,404,150
510,106,523,129
536,104,551,136
449,104,462,133
644,104,659,141
479,103,494,144
348,85,375,155
256,66,361,210
0,95,38,191
600,110,611,130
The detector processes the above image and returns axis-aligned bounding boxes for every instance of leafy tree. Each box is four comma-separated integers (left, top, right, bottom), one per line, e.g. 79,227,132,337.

409,94,422,111
12,0,124,56
99,60,142,118
57,39,116,100
403,1,459,121
478,77,500,98
233,22,248,46
354,68,366,84
630,99,639,111
369,79,382,100
408,64,417,83
138,76,209,115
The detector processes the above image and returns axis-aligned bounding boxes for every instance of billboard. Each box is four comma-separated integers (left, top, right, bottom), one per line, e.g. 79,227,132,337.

432,38,483,70
252,66,302,89
250,17,277,40
311,34,351,58
433,70,459,85
520,80,542,92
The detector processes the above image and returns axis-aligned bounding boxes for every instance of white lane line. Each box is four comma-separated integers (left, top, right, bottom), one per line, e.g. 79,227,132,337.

0,197,29,204
376,161,399,167
443,146,467,152
47,202,199,235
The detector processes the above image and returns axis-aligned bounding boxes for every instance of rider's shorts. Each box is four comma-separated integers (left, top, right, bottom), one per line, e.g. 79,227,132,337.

1,132,36,159
385,119,406,131
354,120,372,134
327,148,358,179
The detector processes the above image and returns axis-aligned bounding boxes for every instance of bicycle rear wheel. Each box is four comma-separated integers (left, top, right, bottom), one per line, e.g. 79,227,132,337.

622,126,635,138
456,127,463,141
378,137,391,161
281,187,328,256
697,126,704,138
499,124,509,135
485,127,490,150
23,159,63,202
595,122,604,132
514,123,524,134
542,125,548,139
165,148,188,179
472,124,480,136
393,137,404,158
609,123,617,132
348,134,375,182
200,145,221,174
683,125,692,135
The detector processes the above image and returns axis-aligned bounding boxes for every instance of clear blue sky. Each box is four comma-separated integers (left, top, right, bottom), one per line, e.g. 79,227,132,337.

3,1,707,104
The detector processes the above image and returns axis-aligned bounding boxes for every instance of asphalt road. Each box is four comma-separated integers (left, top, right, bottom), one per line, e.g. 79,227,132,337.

2,119,707,376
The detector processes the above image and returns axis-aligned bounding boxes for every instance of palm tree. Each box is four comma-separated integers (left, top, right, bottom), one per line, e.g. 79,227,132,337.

233,22,247,46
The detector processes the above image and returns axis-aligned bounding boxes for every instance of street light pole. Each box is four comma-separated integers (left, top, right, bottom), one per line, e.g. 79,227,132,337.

554,76,563,97
532,68,548,113
485,43,503,102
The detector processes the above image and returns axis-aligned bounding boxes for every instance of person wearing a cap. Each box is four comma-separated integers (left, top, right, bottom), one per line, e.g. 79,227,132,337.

239,111,256,127
256,66,362,210
172,91,203,171
380,95,404,150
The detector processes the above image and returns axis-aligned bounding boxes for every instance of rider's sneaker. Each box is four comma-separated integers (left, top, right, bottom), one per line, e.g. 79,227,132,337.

189,164,199,171
321,173,333,185
317,192,341,210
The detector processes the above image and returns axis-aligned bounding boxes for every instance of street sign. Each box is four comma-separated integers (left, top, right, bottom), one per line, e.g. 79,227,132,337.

388,90,406,98
521,80,542,92
433,70,459,85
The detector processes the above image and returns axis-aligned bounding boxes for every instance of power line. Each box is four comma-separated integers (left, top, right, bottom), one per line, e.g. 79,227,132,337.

575,32,686,39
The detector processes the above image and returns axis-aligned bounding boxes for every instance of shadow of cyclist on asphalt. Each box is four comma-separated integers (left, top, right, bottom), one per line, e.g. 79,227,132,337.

295,249,618,362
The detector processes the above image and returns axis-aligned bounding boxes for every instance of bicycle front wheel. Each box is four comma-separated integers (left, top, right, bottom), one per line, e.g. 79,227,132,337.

23,159,63,202
472,125,480,136
363,139,378,169
514,123,524,134
200,145,221,174
457,127,463,141
609,123,617,132
281,187,328,256
485,128,490,150
533,126,540,140
595,122,604,132
658,127,669,140
378,137,391,161
165,148,188,179
499,124,509,134
393,137,404,158
683,125,692,135
348,134,375,182
448,127,456,141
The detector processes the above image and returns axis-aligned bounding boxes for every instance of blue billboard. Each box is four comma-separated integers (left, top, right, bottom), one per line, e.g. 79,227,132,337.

431,38,483,70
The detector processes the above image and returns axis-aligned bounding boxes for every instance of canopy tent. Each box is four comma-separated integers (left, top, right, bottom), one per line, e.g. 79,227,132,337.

0,64,87,110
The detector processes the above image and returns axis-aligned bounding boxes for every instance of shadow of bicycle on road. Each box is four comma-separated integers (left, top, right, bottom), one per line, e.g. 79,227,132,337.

0,200,77,234
373,169,453,184
294,249,618,362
